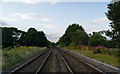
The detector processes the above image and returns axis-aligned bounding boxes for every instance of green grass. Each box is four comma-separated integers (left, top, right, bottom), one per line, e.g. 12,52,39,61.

2,46,46,70
65,47,120,68
0,50,2,70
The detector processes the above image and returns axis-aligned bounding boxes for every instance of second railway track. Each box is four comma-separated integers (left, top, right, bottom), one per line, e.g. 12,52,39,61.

58,48,103,73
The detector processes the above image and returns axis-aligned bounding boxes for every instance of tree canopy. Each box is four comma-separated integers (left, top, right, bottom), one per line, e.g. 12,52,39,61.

106,2,120,48
19,28,50,47
2,27,23,48
57,23,89,46
1,27,50,48
88,32,106,47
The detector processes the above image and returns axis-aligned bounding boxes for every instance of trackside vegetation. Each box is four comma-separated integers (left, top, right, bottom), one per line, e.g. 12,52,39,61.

2,46,46,70
1,27,52,70
65,46,119,67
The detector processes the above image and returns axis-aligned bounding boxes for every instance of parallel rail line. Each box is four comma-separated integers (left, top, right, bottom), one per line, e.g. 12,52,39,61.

59,49,104,73
10,49,50,74
59,51,73,73
37,49,73,73
9,48,107,73
35,50,52,73
10,48,73,73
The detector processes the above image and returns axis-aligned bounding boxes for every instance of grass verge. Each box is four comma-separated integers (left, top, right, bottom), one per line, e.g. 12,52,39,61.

65,47,120,68
2,46,46,70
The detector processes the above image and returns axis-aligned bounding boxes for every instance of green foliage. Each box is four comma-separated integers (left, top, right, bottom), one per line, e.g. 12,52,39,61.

81,46,89,51
1,27,50,48
88,32,106,47
57,23,89,46
2,46,45,69
106,2,120,48
65,46,119,67
93,49,101,54
19,28,50,47
1,27,23,48
105,40,115,48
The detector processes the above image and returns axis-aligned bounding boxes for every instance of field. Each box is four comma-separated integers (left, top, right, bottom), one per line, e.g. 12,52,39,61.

66,46,120,68
1,46,46,70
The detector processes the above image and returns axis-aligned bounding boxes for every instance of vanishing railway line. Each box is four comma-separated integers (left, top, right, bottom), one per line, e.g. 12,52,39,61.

37,48,72,73
9,47,105,74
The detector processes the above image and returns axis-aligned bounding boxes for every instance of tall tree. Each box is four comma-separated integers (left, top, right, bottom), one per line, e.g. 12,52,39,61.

19,28,50,47
2,27,22,48
106,2,120,48
23,28,38,46
57,23,89,46
88,32,106,47
36,31,49,47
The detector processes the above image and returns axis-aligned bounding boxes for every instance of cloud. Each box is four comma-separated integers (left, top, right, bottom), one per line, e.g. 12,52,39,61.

84,17,110,25
0,21,11,26
1,0,111,3
2,18,16,21
2,0,61,4
12,13,52,21
12,13,39,19
46,33,62,42
81,17,110,33
41,24,57,29
50,0,61,5
41,17,51,21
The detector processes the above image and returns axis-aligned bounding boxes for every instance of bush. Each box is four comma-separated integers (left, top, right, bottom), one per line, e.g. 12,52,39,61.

93,46,109,54
78,45,89,50
93,48,102,54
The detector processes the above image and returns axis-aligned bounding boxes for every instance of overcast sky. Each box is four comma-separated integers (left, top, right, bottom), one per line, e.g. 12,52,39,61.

0,0,112,42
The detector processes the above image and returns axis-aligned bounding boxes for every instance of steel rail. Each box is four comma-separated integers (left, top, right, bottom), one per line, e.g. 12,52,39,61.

59,51,73,74
10,49,49,74
35,49,52,73
60,49,104,73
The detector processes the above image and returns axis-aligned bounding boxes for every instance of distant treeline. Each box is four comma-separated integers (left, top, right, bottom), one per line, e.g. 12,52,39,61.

57,24,115,48
1,27,51,48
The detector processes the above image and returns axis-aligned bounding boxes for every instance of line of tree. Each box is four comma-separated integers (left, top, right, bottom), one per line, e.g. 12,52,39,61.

1,27,51,48
57,24,113,48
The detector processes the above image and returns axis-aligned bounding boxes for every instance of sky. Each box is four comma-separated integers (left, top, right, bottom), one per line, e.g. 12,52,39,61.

0,0,112,42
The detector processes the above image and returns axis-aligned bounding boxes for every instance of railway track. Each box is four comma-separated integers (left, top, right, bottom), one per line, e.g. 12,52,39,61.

10,49,52,74
58,48,104,73
10,48,73,74
8,47,109,74
36,48,73,73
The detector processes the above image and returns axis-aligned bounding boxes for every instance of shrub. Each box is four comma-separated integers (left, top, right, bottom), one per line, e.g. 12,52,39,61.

78,45,89,50
93,46,109,54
